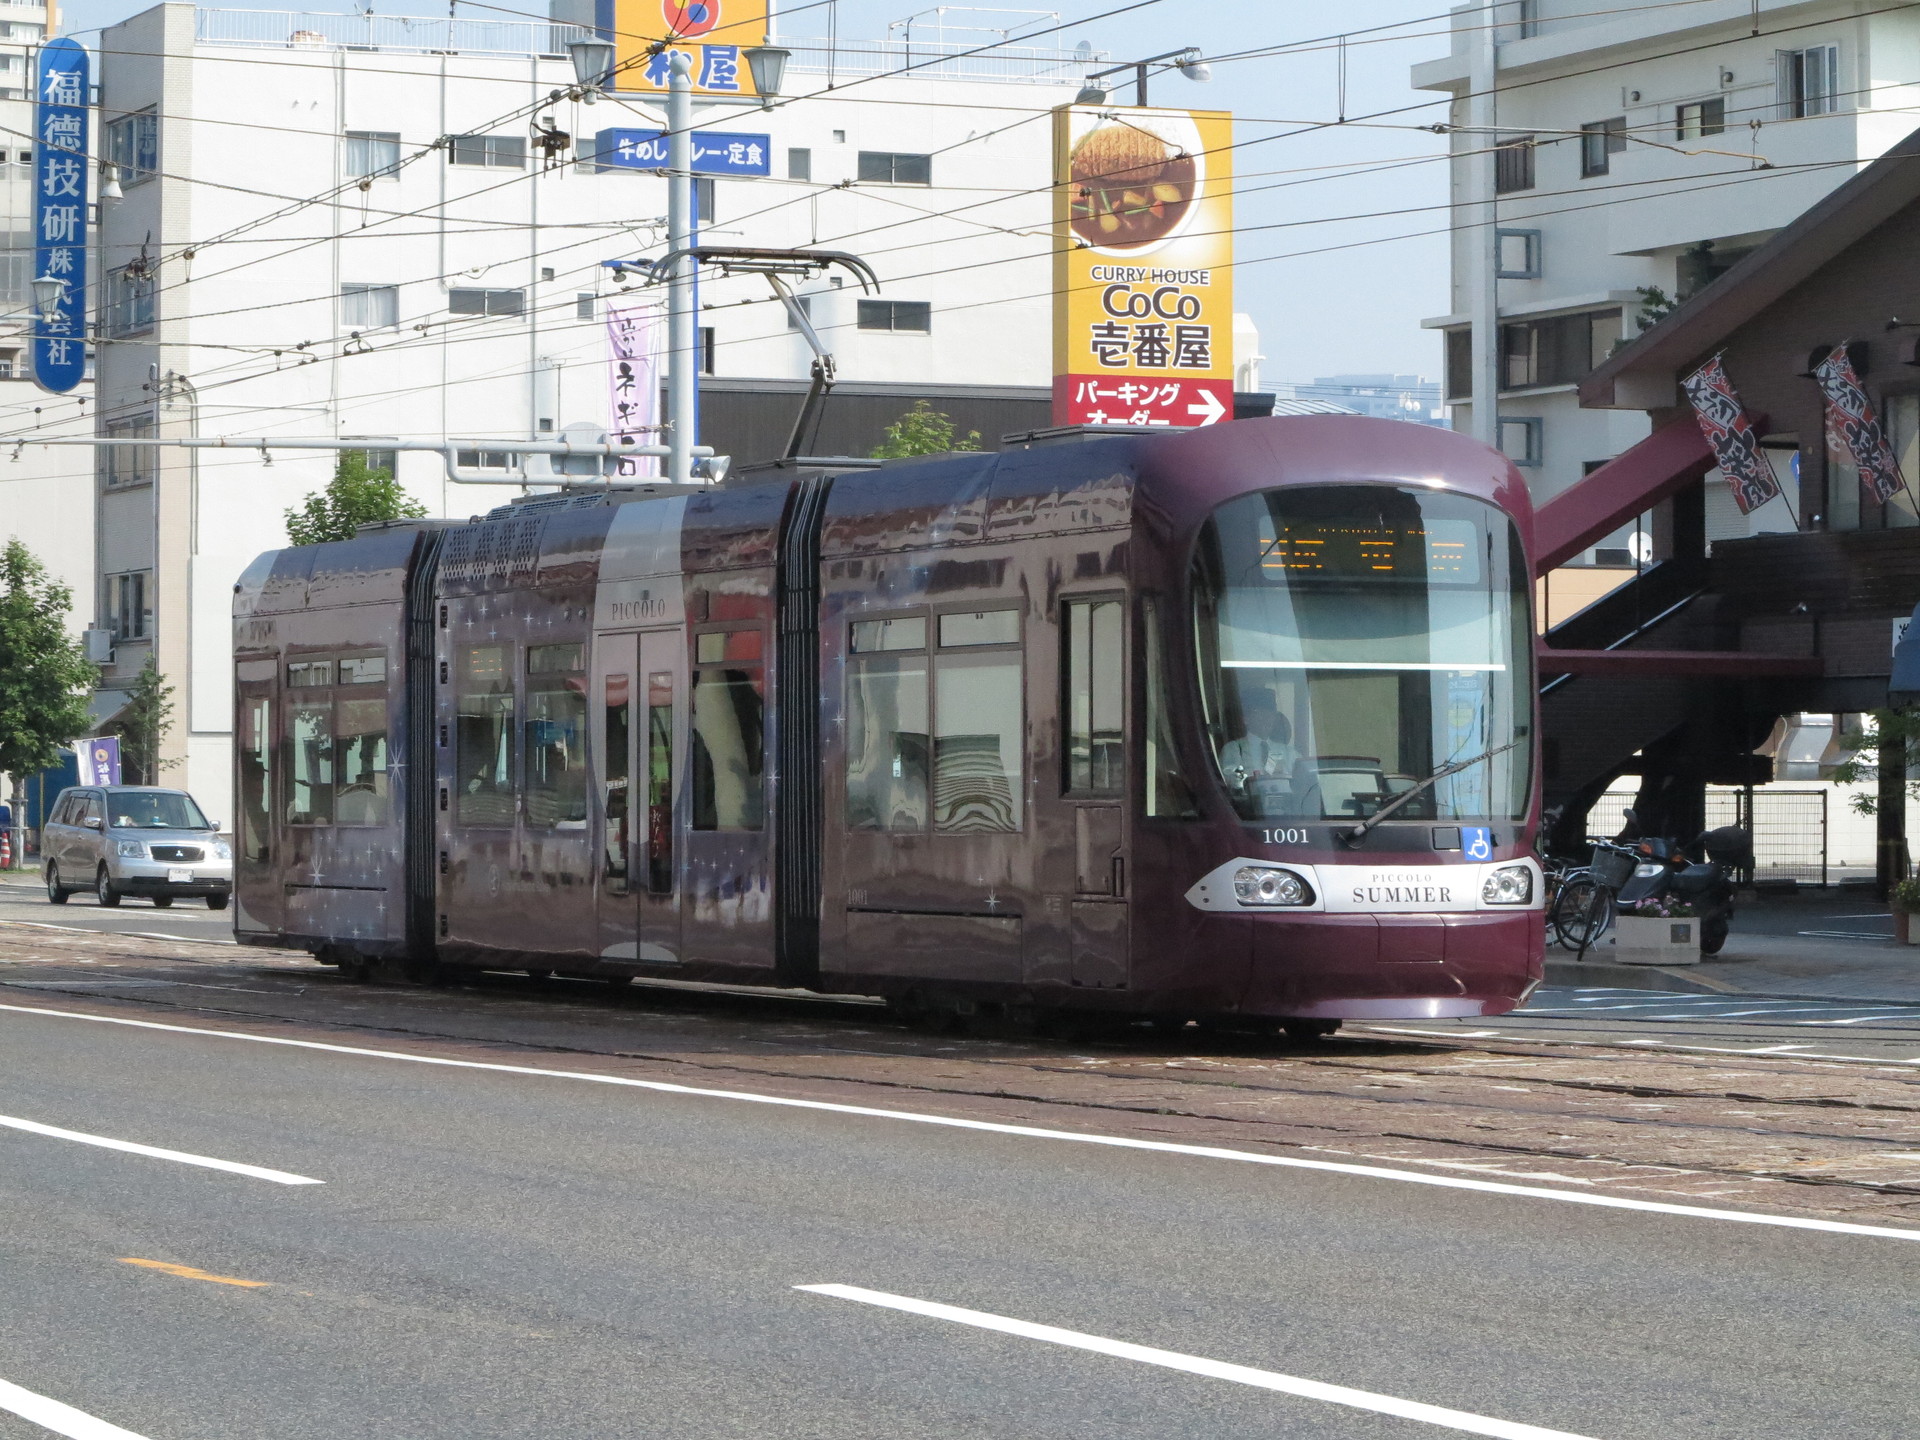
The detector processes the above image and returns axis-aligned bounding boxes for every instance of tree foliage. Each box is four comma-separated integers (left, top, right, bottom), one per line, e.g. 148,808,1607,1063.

1828,709,1920,816
871,400,982,459
284,451,426,546
0,539,95,783
110,655,178,786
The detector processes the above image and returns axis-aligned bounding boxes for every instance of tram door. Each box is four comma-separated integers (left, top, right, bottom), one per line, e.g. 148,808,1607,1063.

595,630,683,963
234,671,282,935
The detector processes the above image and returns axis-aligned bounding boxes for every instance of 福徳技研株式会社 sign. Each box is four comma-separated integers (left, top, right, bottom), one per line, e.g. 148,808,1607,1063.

609,0,768,98
1053,105,1234,429
33,36,89,395
590,128,770,176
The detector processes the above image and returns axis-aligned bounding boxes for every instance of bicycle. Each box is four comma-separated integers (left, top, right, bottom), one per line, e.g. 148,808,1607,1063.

1548,839,1634,955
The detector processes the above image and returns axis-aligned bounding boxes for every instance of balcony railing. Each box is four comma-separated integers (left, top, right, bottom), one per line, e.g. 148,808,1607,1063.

782,34,1100,84
194,10,590,58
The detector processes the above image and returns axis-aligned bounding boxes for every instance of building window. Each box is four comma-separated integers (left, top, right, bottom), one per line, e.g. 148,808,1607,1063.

449,288,525,317
449,134,526,168
105,266,155,337
0,245,25,306
785,293,813,330
1779,45,1839,118
694,176,715,224
1498,417,1543,467
1580,117,1626,177
787,146,811,181
857,299,931,333
1495,229,1541,279
1493,136,1534,193
102,416,155,488
341,283,398,329
1676,98,1725,140
698,325,715,374
0,347,16,378
856,150,931,185
105,109,158,185
576,293,595,320
110,570,150,639
1496,309,1622,391
343,443,397,476
345,130,400,179
455,449,515,469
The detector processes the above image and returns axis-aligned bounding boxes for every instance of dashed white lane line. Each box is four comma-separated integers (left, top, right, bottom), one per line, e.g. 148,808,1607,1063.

0,1376,151,1439
5,1001,1919,1242
798,1284,1599,1440
0,1113,323,1186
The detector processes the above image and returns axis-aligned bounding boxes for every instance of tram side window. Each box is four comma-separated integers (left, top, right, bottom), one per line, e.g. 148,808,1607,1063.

239,694,273,859
646,670,674,894
845,611,1023,833
1064,597,1124,794
690,627,765,831
525,643,588,827
457,645,515,826
934,610,1022,832
846,617,930,831
335,653,389,826
288,702,334,825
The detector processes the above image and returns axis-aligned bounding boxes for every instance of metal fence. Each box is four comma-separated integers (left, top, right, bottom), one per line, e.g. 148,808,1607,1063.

1705,788,1828,885
783,35,1102,84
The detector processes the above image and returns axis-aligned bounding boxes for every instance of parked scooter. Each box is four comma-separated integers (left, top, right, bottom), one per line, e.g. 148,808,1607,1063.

1613,810,1750,955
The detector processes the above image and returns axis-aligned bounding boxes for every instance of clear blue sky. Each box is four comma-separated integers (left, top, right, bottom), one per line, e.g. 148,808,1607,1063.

59,0,1456,389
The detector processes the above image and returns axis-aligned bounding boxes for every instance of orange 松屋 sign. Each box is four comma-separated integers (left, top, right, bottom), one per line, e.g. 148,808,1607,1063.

613,0,769,97
1052,104,1234,428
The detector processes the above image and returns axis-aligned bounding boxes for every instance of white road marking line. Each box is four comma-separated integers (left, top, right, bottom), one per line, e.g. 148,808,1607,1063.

5,1004,1919,1242
0,1114,322,1186
0,918,234,946
797,1284,1599,1440
1799,1014,1920,1026
0,1376,152,1439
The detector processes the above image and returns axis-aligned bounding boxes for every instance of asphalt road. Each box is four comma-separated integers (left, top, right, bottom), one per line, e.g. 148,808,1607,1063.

4,993,1920,1439
0,878,232,944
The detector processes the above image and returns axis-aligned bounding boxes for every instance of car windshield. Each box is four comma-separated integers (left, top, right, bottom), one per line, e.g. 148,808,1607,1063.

1191,484,1532,824
107,792,211,830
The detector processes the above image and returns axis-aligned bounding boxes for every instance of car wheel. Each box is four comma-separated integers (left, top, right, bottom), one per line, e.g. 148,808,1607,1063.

45,863,69,905
207,894,230,911
95,868,121,908
152,895,173,908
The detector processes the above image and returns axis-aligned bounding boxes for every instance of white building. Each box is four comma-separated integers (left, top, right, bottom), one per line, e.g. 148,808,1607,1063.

1414,0,1920,559
83,4,1130,827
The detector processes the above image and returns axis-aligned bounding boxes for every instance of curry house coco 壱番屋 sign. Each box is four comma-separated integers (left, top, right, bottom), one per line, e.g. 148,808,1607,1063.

1053,105,1234,428
611,0,768,97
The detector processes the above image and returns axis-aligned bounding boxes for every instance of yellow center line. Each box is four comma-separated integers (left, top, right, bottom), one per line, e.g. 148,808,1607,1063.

119,1258,270,1288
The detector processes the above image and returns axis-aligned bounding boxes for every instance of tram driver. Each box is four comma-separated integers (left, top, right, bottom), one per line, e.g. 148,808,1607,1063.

1219,686,1299,793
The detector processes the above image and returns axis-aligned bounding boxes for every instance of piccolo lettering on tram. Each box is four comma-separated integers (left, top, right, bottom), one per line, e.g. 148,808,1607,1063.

231,415,1544,1034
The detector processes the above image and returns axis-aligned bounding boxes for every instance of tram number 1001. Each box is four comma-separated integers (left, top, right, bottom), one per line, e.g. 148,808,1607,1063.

1260,828,1311,846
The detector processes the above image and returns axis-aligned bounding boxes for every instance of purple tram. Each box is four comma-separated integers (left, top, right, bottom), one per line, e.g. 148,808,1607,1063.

231,415,1544,1031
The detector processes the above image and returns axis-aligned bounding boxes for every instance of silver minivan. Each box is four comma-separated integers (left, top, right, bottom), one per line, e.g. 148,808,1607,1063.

42,786,234,909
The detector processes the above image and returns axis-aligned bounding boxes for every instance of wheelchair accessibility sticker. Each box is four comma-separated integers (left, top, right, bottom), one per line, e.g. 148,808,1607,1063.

1462,827,1493,861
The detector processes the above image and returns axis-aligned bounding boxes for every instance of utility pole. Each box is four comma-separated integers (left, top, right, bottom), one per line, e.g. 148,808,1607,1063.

666,47,695,485
1467,0,1500,447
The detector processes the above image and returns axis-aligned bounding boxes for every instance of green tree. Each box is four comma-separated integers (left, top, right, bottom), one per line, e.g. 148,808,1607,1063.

1634,285,1677,332
284,451,426,546
871,400,982,459
110,655,179,786
1828,709,1920,815
0,540,95,805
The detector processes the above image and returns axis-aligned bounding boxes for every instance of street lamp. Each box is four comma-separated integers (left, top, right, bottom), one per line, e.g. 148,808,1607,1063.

567,37,614,95
31,274,67,314
743,43,790,110
99,164,123,204
1075,46,1210,107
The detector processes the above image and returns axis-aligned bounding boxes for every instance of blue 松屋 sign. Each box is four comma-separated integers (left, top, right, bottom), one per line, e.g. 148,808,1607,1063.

33,37,89,395
592,128,770,176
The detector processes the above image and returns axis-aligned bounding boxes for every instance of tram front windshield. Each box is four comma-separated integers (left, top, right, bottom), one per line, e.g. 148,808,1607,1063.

1192,484,1531,824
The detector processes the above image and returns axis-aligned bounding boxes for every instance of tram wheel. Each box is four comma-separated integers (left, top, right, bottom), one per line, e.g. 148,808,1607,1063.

1281,1019,1341,1043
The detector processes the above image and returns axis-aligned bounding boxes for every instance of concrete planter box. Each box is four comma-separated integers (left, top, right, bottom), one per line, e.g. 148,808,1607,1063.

1613,913,1699,965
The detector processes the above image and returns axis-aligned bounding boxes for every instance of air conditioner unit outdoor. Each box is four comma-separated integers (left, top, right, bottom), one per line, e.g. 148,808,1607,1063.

83,628,113,664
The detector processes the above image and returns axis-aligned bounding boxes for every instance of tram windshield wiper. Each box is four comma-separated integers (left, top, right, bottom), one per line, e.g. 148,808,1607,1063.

1340,738,1522,846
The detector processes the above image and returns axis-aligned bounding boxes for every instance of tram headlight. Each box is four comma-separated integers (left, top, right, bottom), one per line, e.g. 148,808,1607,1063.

1480,864,1534,905
1231,866,1313,907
